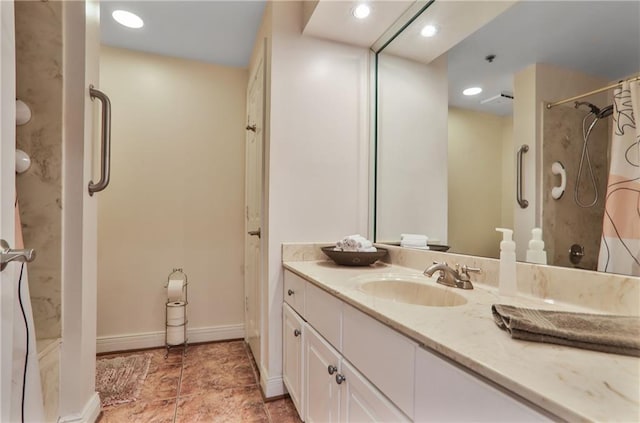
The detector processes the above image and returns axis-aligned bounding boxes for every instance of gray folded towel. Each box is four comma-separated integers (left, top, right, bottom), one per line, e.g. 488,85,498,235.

491,304,640,357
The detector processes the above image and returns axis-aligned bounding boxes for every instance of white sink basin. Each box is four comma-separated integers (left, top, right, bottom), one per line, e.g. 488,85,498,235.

357,274,467,307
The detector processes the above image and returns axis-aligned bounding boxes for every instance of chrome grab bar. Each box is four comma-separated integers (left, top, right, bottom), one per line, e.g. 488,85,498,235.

516,144,529,209
88,85,112,196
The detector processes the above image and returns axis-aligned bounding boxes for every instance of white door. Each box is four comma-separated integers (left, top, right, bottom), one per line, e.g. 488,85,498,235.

340,359,410,423
0,1,17,419
305,325,341,423
244,46,264,362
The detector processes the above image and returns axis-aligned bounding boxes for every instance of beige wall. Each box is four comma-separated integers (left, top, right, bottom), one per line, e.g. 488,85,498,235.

97,47,247,342
448,107,511,258
501,117,514,229
15,0,62,342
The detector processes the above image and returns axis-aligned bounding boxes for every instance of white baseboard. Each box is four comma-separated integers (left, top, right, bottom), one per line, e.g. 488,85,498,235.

96,324,245,353
58,392,101,423
261,373,286,399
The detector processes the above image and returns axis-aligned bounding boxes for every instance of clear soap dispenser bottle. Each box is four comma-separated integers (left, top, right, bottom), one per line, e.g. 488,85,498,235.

526,228,547,265
496,228,517,296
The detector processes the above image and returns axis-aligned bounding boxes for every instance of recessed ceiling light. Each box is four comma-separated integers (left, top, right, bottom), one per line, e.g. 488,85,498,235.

463,87,483,96
112,10,144,29
352,4,371,19
420,24,439,37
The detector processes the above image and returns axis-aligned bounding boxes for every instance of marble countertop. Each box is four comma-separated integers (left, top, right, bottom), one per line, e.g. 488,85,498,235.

283,259,640,422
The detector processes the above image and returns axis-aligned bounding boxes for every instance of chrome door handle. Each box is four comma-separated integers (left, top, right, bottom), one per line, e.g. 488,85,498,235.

88,86,112,196
335,373,346,384
0,239,35,271
247,229,261,238
327,365,337,375
516,144,529,209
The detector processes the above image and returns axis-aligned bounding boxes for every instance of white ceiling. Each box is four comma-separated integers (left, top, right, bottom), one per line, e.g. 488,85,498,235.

381,1,640,116
447,1,640,115
100,1,266,68
303,1,414,48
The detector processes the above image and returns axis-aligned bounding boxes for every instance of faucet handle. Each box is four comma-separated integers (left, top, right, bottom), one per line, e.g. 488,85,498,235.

458,264,481,279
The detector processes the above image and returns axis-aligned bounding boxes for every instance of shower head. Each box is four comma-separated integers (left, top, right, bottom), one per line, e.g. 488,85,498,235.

597,105,613,119
574,101,601,115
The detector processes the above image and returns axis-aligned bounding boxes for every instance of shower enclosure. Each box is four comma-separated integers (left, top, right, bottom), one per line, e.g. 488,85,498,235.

542,104,612,270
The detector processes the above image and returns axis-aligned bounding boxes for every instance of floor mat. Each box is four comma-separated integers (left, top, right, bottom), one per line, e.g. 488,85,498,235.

96,353,151,407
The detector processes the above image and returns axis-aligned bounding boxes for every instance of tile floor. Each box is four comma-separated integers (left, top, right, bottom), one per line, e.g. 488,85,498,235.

97,340,302,423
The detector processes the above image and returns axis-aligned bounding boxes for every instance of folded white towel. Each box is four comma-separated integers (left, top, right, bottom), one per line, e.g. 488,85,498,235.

401,239,428,248
401,233,428,241
335,235,376,252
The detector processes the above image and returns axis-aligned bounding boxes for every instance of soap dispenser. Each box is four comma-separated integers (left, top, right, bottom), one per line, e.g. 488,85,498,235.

496,228,517,296
526,228,547,265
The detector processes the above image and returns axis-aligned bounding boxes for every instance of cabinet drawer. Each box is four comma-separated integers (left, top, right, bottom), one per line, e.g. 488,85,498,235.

305,282,342,350
342,304,416,419
414,347,550,422
284,270,306,315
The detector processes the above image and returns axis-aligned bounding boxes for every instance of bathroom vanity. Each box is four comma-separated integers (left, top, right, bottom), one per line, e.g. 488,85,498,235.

282,243,640,422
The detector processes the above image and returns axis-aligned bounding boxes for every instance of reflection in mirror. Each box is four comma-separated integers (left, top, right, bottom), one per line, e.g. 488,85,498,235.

375,1,640,275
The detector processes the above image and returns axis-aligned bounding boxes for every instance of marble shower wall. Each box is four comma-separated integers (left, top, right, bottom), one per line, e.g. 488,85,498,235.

15,0,63,340
542,105,610,270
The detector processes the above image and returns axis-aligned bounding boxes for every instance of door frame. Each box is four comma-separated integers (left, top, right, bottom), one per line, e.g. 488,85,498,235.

0,0,17,420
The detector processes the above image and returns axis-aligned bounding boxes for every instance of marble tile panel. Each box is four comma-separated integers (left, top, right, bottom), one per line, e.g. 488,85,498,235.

180,356,256,396
187,340,247,362
285,243,639,314
99,398,176,423
265,398,302,423
15,0,64,341
282,242,333,262
175,387,268,423
138,362,181,402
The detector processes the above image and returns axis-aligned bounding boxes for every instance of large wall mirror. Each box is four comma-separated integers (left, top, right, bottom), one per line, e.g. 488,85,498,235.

374,1,640,276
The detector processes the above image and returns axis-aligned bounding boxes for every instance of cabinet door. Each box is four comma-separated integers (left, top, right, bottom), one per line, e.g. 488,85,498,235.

414,347,551,422
305,325,341,423
283,304,304,419
340,359,410,423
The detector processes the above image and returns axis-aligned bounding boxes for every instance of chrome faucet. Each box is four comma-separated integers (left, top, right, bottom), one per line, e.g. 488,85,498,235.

423,261,479,290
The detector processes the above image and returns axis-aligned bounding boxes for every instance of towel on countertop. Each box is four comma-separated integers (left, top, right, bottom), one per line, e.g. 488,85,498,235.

334,235,377,252
491,304,640,357
400,233,428,248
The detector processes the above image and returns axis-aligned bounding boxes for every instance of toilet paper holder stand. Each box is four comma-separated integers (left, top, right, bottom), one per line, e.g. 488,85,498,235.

165,268,189,357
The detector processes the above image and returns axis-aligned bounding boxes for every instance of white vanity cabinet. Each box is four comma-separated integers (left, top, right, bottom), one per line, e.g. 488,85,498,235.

414,343,550,422
282,268,549,422
305,324,410,423
283,303,305,417
283,270,409,423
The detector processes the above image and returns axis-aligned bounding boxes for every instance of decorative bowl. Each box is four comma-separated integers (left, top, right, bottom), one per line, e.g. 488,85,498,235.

321,246,388,266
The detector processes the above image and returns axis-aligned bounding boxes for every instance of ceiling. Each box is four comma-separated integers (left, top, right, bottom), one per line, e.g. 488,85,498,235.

449,1,640,115
303,1,414,48
100,1,266,68
381,1,640,116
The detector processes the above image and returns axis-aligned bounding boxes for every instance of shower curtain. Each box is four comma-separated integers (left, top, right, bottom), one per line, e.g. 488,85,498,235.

597,80,640,276
11,198,45,422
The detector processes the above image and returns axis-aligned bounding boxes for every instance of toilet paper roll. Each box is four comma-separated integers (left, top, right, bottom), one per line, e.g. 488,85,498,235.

167,278,184,302
166,326,185,346
167,301,185,325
